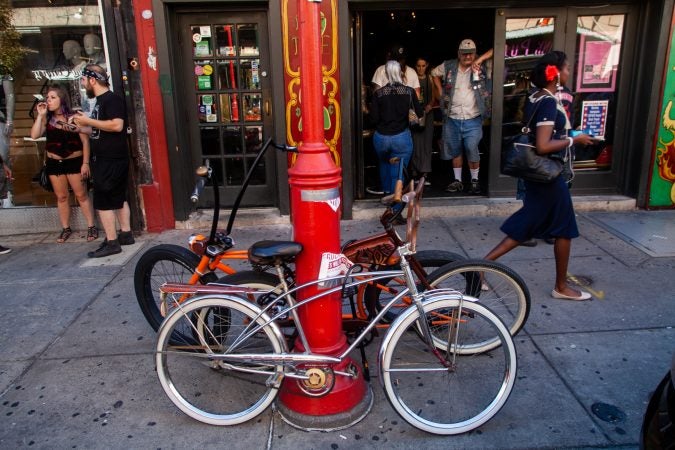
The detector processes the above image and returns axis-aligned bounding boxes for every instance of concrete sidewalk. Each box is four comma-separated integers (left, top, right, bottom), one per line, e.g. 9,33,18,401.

0,209,673,449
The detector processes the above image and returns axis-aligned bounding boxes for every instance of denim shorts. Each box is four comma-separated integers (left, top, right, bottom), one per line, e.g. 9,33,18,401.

46,155,83,176
441,116,483,162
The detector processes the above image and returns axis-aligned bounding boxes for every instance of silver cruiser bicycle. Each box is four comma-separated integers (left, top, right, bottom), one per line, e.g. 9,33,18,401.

154,182,517,435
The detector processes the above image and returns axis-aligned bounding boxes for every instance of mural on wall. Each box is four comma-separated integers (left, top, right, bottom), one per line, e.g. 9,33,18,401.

281,0,341,167
650,9,675,207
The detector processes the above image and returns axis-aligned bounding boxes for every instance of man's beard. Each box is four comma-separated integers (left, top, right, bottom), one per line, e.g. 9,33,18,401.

85,87,95,99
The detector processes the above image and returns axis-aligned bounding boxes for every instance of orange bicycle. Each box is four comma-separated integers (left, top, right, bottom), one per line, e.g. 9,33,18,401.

133,139,297,333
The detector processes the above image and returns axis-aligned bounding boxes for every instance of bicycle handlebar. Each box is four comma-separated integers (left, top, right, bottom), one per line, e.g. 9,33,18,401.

224,138,296,235
187,139,295,245
190,177,207,203
190,164,211,203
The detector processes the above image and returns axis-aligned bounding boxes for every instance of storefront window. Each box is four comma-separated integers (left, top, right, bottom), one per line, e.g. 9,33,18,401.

573,14,625,171
501,14,625,175
503,17,556,133
2,1,106,208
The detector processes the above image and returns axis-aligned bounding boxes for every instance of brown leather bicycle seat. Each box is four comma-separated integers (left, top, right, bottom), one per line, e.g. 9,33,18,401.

248,240,303,265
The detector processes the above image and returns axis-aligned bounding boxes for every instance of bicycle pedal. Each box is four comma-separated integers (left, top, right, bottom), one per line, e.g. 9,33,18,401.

266,371,284,389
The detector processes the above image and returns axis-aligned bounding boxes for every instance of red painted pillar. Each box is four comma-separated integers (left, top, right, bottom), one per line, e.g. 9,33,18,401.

132,0,175,232
277,0,370,427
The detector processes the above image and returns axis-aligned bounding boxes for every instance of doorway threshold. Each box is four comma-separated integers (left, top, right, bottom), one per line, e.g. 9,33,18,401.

352,195,636,220
177,207,289,230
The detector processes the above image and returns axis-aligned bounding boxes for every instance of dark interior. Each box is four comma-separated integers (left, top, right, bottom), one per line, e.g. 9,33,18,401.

360,8,495,198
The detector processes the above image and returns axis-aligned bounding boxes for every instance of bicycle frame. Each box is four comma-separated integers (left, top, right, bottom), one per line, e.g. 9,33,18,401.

164,177,435,318
160,243,468,379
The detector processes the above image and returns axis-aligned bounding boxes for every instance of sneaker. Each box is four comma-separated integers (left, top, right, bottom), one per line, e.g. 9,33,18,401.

445,180,463,192
0,245,11,255
470,179,481,194
118,230,135,246
87,239,122,258
366,187,384,195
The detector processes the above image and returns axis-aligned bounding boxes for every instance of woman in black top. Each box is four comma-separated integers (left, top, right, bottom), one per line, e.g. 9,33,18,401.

370,60,423,196
30,85,97,243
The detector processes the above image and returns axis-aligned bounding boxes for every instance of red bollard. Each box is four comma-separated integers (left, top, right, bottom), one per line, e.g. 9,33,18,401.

276,0,371,430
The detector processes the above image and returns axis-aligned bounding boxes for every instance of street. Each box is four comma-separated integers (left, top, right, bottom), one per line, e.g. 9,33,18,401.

0,210,674,449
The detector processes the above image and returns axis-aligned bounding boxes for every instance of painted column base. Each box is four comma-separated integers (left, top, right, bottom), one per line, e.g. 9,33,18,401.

276,384,373,432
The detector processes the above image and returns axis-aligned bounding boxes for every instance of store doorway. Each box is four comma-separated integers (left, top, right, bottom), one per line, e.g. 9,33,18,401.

173,11,276,209
355,8,495,199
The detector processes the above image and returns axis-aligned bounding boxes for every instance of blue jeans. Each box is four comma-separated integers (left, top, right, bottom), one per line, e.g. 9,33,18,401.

441,116,483,162
373,130,413,194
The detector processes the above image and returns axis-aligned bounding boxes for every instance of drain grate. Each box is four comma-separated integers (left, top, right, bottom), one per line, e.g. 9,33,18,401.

591,402,626,423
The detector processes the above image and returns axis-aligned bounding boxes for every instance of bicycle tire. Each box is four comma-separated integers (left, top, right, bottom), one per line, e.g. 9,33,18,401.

134,244,217,333
379,295,517,435
362,249,464,322
425,259,530,352
156,295,285,426
216,271,294,338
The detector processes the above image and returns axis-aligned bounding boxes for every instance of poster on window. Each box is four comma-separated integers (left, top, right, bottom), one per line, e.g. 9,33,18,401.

576,35,618,92
580,100,609,140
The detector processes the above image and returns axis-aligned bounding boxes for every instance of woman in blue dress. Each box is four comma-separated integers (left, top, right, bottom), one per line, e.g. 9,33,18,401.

485,51,596,301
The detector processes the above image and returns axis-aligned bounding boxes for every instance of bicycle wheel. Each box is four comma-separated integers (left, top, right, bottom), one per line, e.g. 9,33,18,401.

156,296,285,426
134,244,217,332
380,296,517,435
426,260,530,350
362,250,464,322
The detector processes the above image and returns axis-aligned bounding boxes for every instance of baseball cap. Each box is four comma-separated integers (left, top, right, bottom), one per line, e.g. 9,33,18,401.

388,45,408,61
458,39,477,54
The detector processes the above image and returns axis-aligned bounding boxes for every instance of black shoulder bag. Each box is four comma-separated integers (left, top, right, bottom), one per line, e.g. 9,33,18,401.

500,95,564,183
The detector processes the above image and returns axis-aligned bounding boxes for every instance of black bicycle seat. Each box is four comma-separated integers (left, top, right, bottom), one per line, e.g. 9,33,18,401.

248,240,303,265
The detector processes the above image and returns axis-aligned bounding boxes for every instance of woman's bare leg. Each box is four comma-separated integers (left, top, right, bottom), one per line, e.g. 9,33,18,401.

553,237,584,297
67,173,95,227
51,175,71,229
485,236,520,261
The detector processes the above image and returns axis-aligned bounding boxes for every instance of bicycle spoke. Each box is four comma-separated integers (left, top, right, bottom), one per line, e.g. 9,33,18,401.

381,298,516,435
156,298,283,425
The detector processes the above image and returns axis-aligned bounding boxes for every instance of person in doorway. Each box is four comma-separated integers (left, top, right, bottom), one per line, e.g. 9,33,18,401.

370,60,422,206
73,64,135,258
372,45,420,97
1,72,15,207
484,51,596,301
432,39,493,194
367,45,420,195
410,56,436,184
30,84,98,243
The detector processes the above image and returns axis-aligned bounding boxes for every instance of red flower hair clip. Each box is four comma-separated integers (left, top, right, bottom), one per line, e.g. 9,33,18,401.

545,65,560,82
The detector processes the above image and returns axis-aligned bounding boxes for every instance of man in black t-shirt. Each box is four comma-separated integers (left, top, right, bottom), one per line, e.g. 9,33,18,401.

74,64,135,258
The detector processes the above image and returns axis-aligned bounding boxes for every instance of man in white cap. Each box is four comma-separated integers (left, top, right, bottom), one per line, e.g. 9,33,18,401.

432,39,493,194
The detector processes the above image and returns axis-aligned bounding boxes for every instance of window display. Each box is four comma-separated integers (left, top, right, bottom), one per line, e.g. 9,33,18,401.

502,13,625,174
572,14,624,170
5,1,106,207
